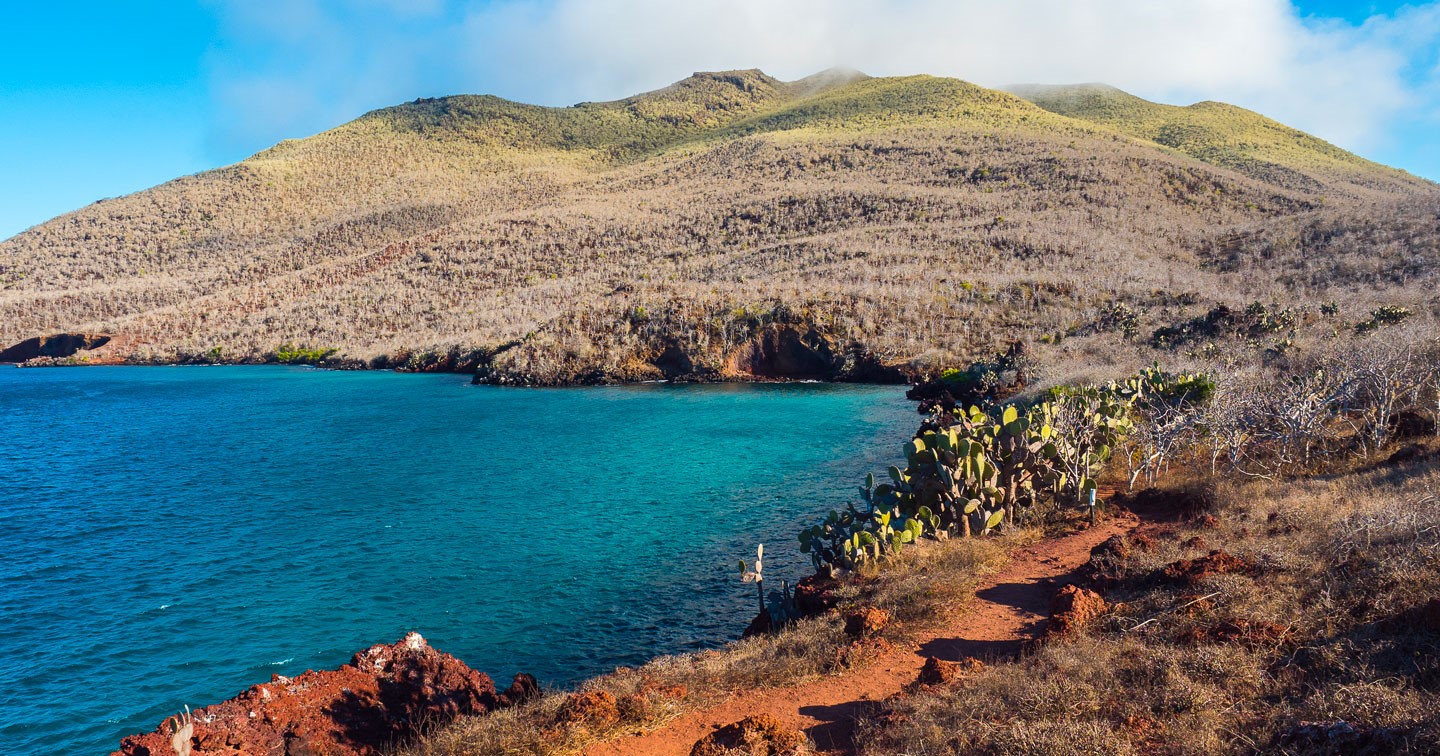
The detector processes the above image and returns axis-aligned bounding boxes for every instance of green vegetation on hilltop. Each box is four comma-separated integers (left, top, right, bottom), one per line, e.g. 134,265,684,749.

1009,82,1416,187
344,69,799,159
1,69,1435,381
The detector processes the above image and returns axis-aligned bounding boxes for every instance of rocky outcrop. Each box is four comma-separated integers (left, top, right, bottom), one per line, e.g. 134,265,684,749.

726,325,834,379
793,574,842,617
724,325,906,383
690,714,807,755
914,656,985,687
842,607,891,638
1045,585,1107,638
1,332,110,363
113,633,524,756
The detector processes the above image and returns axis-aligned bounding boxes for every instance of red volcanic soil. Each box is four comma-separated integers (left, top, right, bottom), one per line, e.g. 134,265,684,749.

114,632,535,756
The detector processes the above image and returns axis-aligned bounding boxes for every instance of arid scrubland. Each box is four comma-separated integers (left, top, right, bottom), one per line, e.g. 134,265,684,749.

3,69,1436,381
399,324,1440,755
858,432,1440,754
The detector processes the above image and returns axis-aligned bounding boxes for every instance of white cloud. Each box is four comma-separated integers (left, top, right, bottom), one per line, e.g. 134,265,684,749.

207,0,1440,164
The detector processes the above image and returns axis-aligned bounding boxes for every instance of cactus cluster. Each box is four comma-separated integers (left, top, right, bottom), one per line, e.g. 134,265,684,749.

797,473,937,571
799,364,1211,573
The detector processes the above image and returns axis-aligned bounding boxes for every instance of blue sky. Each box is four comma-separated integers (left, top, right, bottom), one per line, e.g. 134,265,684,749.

2,0,1438,240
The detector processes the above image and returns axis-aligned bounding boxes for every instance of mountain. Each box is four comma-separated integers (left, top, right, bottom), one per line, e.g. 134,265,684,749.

3,69,1436,382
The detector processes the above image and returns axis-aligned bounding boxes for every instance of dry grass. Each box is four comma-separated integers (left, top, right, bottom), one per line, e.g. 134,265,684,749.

857,445,1440,755
2,71,1436,382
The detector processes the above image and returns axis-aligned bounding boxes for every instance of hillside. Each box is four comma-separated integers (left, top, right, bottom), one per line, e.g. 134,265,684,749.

3,69,1437,382
1007,83,1414,189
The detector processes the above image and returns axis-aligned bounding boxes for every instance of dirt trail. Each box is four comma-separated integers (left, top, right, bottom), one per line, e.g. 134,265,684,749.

587,499,1146,756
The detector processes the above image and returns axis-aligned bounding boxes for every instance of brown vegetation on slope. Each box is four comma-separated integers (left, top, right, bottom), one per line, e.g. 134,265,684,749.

858,453,1440,755
3,70,1436,382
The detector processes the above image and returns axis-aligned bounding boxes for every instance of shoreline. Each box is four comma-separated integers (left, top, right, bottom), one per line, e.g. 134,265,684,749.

5,357,915,388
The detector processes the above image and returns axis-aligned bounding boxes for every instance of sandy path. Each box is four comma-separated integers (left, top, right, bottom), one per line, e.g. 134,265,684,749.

587,504,1143,756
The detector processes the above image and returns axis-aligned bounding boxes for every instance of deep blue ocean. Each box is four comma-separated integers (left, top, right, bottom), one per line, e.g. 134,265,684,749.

0,366,913,754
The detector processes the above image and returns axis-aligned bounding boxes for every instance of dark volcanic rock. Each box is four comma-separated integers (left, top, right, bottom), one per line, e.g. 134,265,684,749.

1,332,110,363
497,672,541,707
741,608,775,638
725,325,906,383
727,325,836,379
113,633,511,756
793,574,842,617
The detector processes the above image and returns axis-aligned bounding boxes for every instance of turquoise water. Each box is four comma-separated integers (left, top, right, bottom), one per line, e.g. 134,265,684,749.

0,367,912,754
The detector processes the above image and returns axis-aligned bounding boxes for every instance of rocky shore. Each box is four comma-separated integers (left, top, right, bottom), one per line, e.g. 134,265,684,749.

113,633,536,756
4,324,913,386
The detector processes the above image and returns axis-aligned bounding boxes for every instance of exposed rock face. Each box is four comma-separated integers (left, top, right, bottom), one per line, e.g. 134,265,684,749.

652,343,697,379
0,332,110,362
1046,585,1107,638
842,607,891,638
792,574,842,617
726,325,835,379
914,656,985,686
724,325,905,383
741,608,776,639
497,672,541,707
113,633,512,756
690,714,807,755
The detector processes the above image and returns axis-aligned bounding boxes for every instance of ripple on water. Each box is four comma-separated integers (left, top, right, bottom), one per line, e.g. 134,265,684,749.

0,367,914,755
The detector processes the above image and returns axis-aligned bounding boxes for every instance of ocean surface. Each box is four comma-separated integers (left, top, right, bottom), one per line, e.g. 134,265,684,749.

0,366,914,754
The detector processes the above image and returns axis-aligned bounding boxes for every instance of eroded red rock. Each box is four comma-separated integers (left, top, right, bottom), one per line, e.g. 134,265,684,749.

556,690,620,728
842,607,891,638
915,656,985,686
498,672,541,707
1092,534,1133,561
1181,536,1209,551
690,713,807,755
113,632,508,756
1046,584,1107,638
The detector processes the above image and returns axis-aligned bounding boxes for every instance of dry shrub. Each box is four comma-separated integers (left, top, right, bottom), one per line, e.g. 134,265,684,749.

4,73,1436,384
860,452,1440,755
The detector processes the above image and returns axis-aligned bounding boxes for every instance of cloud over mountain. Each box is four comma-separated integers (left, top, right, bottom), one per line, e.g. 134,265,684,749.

208,0,1440,167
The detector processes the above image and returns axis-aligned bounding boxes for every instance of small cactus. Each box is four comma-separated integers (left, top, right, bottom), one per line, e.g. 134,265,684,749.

739,544,764,614
167,705,193,756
